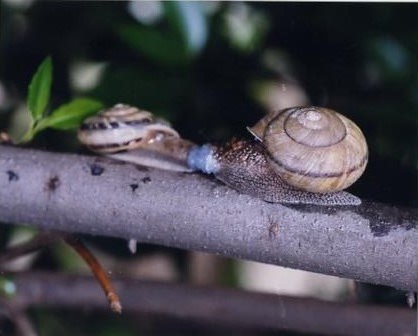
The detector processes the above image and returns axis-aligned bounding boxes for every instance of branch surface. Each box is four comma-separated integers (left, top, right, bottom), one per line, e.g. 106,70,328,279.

0,145,417,291
8,272,417,336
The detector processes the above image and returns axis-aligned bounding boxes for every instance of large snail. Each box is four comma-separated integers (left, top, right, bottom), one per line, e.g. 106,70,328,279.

78,104,368,206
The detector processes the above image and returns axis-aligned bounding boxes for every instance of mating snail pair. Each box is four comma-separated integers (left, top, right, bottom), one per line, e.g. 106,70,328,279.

78,104,368,206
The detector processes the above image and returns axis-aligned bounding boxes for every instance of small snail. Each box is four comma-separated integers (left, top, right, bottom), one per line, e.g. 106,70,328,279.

78,104,368,206
78,104,195,172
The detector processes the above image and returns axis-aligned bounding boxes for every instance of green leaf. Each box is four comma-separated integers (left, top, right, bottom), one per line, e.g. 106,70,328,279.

27,56,53,120
36,98,103,131
117,24,189,66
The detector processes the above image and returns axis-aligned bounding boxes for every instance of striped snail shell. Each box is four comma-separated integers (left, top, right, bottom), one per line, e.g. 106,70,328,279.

78,104,194,172
247,106,368,193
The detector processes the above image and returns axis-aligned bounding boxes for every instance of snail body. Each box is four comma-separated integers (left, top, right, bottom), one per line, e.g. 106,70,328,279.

78,104,368,206
187,144,363,206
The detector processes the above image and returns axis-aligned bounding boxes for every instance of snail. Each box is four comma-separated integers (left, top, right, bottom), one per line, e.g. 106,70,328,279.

78,104,195,172
78,104,368,206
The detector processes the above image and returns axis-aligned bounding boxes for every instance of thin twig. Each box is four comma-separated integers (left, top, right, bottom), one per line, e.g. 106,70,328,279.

0,231,122,313
0,232,62,265
64,236,122,313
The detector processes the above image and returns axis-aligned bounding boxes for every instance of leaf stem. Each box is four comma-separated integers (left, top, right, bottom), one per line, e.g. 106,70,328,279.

19,125,36,144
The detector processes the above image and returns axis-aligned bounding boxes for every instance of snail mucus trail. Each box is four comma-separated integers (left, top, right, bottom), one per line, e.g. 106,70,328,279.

78,104,368,206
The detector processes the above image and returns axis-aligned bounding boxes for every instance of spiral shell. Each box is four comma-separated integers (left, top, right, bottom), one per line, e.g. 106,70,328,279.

78,104,194,172
248,106,368,193
78,104,179,153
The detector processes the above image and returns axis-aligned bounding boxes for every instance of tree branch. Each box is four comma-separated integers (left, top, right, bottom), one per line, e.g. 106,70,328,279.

0,145,417,291
8,272,417,336
0,231,62,264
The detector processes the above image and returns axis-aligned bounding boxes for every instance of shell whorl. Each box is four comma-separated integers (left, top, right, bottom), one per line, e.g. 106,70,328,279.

249,106,368,193
78,104,194,172
78,104,179,153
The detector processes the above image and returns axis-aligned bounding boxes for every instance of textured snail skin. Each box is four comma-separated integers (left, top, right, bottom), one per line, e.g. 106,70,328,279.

188,141,361,206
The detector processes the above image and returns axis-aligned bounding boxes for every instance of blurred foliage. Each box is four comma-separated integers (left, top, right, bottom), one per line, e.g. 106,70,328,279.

0,1,417,334
118,2,208,66
0,276,16,298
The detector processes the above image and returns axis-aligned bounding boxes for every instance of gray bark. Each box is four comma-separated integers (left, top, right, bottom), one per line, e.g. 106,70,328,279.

0,145,417,291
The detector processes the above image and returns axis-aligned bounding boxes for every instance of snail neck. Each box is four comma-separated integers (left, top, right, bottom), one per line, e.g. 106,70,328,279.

187,144,220,174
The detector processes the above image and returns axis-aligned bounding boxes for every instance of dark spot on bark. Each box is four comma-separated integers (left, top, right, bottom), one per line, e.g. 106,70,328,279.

356,200,418,237
141,176,151,184
6,170,19,182
46,175,61,192
90,164,104,176
268,217,279,238
135,165,149,172
130,183,139,192
291,200,417,237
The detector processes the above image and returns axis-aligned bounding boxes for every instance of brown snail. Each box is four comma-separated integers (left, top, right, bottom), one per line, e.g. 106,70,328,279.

78,104,368,206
